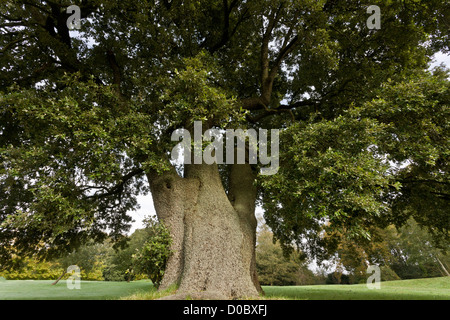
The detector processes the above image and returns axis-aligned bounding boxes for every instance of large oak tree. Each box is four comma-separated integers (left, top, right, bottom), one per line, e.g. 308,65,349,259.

1,0,448,298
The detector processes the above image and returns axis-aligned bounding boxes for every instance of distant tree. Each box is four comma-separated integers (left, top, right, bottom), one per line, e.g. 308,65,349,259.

324,225,395,283
102,216,172,285
132,216,172,288
387,219,450,279
0,257,61,280
103,228,149,282
52,241,109,284
256,224,316,286
324,218,449,282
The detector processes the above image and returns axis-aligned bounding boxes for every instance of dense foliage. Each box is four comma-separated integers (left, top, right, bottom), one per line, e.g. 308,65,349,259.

0,0,448,271
262,69,450,258
132,216,172,288
256,224,317,286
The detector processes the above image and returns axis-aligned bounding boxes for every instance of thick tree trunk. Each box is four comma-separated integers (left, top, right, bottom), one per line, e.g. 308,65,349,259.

147,162,262,299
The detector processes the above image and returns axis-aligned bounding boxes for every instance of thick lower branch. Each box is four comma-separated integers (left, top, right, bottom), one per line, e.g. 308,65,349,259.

228,163,257,222
146,167,200,289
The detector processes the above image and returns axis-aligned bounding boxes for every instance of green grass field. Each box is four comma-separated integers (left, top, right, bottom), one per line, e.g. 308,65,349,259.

0,277,448,300
263,277,450,300
0,279,154,300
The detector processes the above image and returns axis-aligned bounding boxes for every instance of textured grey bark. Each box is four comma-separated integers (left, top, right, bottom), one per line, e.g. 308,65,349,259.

147,162,261,299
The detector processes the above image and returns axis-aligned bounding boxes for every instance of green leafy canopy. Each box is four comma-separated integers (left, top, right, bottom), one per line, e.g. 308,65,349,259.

0,0,449,267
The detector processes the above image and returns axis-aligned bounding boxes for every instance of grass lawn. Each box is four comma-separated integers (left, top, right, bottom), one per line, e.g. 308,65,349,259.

263,277,450,300
0,277,448,300
0,279,154,300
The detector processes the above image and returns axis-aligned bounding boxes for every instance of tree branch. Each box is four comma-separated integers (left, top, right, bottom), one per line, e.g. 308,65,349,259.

243,4,300,113
0,12,23,22
241,97,267,111
85,168,145,200
400,179,449,186
246,98,316,123
269,35,299,79
207,0,248,53
228,163,257,227
0,37,30,53
107,49,123,96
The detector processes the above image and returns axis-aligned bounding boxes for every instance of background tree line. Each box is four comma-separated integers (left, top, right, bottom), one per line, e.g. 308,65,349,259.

257,218,449,285
0,216,172,288
1,215,447,286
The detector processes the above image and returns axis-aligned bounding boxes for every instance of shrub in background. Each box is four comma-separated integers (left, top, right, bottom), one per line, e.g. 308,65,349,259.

132,216,172,288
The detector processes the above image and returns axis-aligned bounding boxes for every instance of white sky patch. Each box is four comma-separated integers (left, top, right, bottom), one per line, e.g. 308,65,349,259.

430,52,450,70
